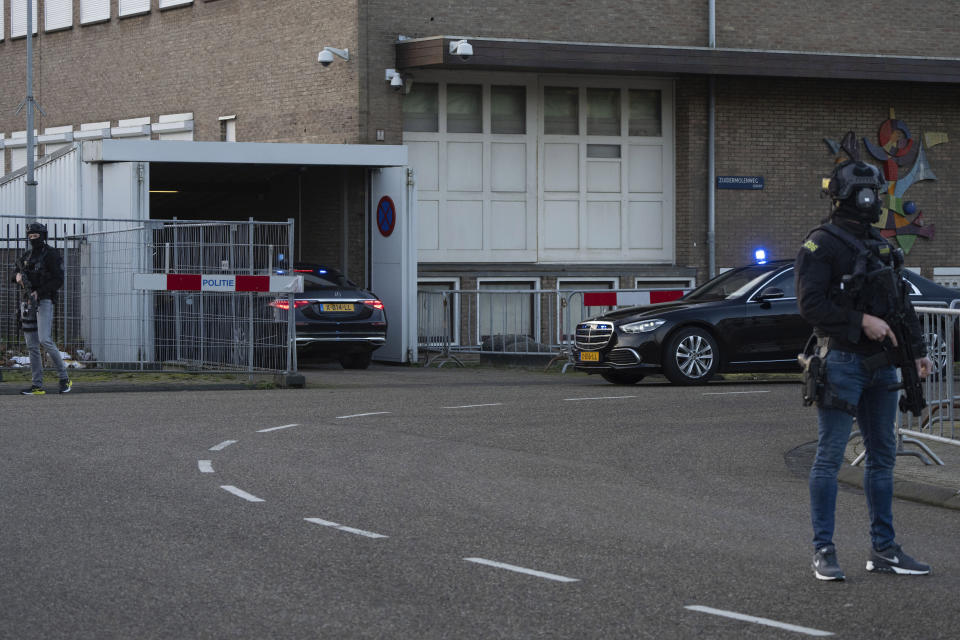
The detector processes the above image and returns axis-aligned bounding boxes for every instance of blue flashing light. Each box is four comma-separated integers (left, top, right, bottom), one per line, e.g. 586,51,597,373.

318,269,328,274
278,253,285,262
276,269,286,275
754,248,767,264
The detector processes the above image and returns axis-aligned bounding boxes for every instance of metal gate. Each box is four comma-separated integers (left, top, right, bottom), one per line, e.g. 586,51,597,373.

2,216,297,375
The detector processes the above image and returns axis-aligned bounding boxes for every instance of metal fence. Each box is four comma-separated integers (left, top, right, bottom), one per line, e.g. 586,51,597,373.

417,287,687,368
895,306,960,463
2,216,296,376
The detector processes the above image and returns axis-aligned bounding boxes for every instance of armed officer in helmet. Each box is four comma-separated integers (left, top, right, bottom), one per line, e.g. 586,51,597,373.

13,222,72,395
795,138,933,581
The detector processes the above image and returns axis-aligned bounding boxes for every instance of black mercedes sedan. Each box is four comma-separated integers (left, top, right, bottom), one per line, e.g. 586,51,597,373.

270,264,387,369
573,259,960,385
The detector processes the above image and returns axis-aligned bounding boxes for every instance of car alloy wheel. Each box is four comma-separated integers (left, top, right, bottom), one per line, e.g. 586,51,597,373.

663,327,718,385
923,330,950,374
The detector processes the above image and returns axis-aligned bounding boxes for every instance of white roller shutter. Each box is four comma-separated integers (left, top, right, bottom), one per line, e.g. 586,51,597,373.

45,0,73,31
0,3,4,41
119,0,150,17
160,0,193,8
11,0,39,38
81,0,110,25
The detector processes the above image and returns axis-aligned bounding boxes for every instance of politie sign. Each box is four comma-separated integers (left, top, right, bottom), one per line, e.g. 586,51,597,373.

717,176,764,190
132,273,303,293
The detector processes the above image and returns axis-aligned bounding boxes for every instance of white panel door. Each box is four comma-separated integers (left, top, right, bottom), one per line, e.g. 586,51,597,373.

405,73,538,264
538,77,675,264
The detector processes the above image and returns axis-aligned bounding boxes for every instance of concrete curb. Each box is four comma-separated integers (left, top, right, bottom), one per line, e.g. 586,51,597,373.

837,464,960,511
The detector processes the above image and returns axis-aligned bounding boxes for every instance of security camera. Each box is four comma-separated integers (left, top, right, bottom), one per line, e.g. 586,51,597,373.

318,46,349,68
390,73,404,91
449,39,473,61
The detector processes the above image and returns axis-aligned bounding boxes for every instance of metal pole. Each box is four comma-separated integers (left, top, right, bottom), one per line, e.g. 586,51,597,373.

287,218,297,374
25,0,37,221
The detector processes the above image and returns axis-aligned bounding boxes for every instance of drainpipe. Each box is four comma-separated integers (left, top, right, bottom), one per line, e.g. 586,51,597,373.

707,0,717,278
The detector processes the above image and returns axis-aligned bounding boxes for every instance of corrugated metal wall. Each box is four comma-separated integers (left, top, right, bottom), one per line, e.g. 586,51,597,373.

0,144,80,218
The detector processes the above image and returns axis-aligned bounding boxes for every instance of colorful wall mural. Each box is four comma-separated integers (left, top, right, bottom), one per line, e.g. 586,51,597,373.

826,109,948,254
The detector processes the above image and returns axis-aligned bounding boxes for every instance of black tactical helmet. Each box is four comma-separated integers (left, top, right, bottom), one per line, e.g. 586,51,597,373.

827,161,885,208
825,160,886,223
25,222,48,241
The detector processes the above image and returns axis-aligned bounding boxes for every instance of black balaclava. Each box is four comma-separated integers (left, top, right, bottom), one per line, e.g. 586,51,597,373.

29,237,44,251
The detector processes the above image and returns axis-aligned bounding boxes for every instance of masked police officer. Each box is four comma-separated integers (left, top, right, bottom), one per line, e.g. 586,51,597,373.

13,222,72,395
795,152,933,581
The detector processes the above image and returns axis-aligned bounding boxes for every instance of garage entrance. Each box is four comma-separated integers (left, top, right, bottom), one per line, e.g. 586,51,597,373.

59,140,416,363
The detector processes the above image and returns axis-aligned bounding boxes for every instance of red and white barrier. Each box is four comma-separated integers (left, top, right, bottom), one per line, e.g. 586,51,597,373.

582,290,685,307
132,273,303,293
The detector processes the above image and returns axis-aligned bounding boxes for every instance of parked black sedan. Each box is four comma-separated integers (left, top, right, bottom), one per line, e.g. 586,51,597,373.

270,264,387,369
573,259,960,385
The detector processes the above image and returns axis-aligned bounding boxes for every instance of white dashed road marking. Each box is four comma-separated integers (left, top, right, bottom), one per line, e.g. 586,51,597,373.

198,460,214,473
336,412,391,419
563,395,636,402
443,403,503,409
257,423,299,433
464,557,579,583
702,390,771,396
209,440,237,451
684,606,833,637
304,518,388,539
220,485,265,502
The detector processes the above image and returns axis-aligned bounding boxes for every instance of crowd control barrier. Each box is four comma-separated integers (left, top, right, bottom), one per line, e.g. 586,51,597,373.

896,306,960,464
851,306,960,467
416,286,687,369
1,216,299,377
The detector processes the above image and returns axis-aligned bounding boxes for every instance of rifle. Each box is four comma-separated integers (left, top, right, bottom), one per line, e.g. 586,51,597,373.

883,266,926,416
14,255,39,333
859,265,926,416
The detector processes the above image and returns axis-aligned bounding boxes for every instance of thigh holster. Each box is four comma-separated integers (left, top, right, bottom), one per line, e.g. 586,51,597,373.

798,337,857,415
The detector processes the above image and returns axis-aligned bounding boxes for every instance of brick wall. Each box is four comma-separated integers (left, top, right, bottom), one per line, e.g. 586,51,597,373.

711,77,960,279
0,0,362,145
716,1,960,57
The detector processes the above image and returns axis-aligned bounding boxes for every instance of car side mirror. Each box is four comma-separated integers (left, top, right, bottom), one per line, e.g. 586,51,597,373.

757,287,785,301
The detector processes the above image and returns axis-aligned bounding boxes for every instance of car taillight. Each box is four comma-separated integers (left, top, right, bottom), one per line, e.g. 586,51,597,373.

270,300,309,310
361,299,384,310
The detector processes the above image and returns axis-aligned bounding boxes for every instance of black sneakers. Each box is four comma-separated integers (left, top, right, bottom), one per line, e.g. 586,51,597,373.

59,379,72,394
866,544,931,575
20,385,45,395
812,545,845,581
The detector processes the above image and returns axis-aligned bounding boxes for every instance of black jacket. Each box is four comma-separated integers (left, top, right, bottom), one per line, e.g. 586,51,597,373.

794,217,926,357
13,243,64,304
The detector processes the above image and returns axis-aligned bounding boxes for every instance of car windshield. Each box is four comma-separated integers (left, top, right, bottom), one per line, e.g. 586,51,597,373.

684,264,781,301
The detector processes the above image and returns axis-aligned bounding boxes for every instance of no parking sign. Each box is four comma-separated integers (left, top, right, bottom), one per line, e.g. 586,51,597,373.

376,196,396,237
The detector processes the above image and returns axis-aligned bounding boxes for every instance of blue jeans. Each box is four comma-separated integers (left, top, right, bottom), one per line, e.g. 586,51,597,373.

24,298,69,387
810,349,899,552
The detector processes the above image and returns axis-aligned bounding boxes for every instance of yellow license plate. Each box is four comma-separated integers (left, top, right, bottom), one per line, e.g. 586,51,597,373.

579,351,600,362
321,303,355,312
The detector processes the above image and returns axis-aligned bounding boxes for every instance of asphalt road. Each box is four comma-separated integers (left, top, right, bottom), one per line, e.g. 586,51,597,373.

2,367,958,639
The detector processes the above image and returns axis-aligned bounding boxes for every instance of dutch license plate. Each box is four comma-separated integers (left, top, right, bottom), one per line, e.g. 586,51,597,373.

579,351,600,362
320,303,355,312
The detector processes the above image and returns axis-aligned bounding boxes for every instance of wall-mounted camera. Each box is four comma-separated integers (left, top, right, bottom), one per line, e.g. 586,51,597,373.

385,68,412,94
318,46,350,68
449,39,473,61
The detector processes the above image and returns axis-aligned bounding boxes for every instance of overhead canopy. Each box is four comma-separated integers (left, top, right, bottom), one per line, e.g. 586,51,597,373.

83,139,408,166
397,36,960,84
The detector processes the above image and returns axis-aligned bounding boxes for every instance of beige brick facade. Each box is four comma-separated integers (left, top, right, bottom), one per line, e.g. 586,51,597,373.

1,1,959,284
